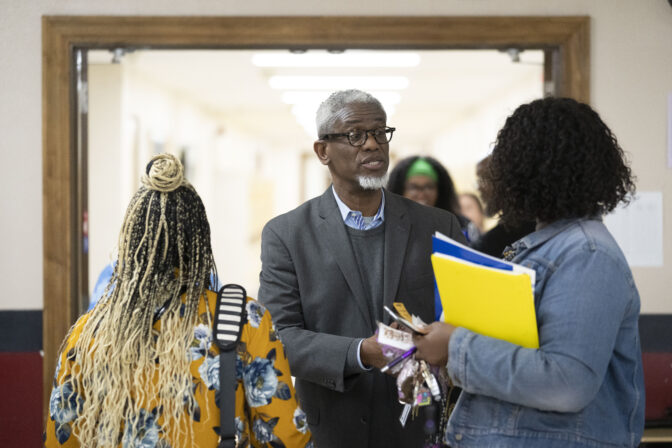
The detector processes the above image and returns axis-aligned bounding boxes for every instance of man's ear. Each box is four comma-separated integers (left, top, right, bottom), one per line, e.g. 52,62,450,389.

314,140,330,166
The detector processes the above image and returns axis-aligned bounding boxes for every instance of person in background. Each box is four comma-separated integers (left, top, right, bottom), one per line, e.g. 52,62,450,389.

470,155,536,257
88,261,115,310
458,192,486,235
413,97,644,447
387,155,479,242
258,90,465,448
45,154,311,448
88,261,221,311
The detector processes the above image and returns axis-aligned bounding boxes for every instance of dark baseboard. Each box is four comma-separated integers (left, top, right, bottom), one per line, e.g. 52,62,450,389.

0,310,42,351
0,310,670,353
639,315,672,352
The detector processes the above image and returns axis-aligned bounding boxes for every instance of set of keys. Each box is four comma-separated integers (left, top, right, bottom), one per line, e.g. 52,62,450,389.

397,359,442,426
376,303,446,427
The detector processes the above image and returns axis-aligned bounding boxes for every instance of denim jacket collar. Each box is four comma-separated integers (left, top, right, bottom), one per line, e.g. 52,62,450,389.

505,216,601,261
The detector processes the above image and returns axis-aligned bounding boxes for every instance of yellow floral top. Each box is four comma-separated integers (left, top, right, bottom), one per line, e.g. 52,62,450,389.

45,291,312,448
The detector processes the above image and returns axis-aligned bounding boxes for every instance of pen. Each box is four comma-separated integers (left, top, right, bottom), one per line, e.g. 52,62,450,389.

380,346,417,373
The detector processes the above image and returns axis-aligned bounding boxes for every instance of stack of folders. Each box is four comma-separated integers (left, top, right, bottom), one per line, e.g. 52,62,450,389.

431,231,540,349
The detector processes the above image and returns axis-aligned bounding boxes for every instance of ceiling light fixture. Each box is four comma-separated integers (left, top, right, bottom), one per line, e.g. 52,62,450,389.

252,51,420,68
281,91,401,106
269,76,409,90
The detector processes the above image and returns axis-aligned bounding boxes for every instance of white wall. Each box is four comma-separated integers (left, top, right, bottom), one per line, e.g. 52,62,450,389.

427,70,544,194
1,0,671,312
87,61,296,297
88,64,124,296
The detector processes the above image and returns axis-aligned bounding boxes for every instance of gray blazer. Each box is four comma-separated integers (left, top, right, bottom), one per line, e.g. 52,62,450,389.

258,187,465,448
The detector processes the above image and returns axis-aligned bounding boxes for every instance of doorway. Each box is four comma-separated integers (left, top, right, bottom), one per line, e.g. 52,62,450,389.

42,15,590,409
85,47,546,315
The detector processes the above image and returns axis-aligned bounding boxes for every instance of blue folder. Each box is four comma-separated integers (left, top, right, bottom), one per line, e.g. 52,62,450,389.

432,236,515,271
432,233,519,320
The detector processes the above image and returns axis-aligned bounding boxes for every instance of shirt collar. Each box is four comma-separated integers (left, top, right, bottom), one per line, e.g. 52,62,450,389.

332,185,386,224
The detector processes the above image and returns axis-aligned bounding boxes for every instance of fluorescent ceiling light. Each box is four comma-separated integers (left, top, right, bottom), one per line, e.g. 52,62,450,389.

269,76,409,90
281,91,401,106
252,51,420,68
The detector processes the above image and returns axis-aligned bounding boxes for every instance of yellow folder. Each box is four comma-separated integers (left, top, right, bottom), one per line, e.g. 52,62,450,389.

432,253,539,349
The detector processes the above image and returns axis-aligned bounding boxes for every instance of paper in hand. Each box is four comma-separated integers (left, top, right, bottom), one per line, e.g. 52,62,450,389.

384,305,428,334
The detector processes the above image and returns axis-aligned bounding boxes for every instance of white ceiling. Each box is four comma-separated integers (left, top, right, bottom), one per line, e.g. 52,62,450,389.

89,48,544,166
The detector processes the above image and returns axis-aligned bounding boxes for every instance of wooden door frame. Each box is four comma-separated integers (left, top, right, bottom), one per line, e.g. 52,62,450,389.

42,15,590,410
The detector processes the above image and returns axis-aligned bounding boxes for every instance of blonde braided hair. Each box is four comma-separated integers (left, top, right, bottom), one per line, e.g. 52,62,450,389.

63,153,215,446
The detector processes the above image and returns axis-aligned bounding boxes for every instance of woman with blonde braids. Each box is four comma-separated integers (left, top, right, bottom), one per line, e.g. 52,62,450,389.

45,154,312,448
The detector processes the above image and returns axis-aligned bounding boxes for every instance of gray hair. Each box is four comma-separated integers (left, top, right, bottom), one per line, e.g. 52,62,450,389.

315,89,386,137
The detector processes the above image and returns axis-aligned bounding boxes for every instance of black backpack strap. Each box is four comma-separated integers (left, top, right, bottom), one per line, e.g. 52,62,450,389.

214,284,247,448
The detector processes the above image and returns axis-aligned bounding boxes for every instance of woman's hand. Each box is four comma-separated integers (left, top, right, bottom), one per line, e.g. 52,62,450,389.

413,322,457,367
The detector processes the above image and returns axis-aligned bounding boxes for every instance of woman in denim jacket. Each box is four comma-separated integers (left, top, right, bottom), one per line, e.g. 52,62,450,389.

414,97,644,447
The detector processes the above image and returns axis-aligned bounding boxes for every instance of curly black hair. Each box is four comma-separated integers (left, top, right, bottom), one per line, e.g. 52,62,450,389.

488,97,636,226
387,155,461,215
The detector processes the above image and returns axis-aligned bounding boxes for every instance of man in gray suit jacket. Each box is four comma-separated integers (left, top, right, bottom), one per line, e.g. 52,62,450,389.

258,90,465,448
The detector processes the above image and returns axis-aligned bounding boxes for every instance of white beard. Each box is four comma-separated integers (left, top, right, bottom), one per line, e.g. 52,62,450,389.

358,173,389,190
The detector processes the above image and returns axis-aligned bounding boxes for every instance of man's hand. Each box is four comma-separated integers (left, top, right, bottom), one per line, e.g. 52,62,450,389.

360,334,389,369
412,321,456,367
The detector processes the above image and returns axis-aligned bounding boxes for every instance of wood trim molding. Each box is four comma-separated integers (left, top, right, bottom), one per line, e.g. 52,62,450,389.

42,16,77,416
42,14,590,412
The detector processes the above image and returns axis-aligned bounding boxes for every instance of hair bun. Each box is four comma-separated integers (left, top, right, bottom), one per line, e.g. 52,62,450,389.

142,153,185,192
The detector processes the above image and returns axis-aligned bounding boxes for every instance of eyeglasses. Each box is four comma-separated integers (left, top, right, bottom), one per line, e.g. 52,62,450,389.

320,127,396,147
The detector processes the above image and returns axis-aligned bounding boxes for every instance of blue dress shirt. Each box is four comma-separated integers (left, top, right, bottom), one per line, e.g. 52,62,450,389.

332,186,385,370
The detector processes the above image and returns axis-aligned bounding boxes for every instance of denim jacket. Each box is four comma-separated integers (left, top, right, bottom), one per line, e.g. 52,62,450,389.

445,218,645,447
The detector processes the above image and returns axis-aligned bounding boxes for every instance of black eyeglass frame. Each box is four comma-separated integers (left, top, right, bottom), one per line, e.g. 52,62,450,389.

320,126,396,147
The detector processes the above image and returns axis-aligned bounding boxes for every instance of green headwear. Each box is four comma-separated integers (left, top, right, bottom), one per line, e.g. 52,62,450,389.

406,158,438,182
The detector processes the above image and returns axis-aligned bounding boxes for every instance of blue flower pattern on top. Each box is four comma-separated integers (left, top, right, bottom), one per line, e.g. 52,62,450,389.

54,356,62,380
252,417,279,444
236,356,244,380
198,354,220,392
293,407,309,434
49,381,83,444
234,416,244,440
190,323,212,361
243,356,279,407
246,300,265,328
121,408,161,448
45,296,311,447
